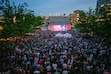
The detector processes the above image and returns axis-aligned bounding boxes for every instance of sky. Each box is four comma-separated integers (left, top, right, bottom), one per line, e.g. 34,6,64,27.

10,0,97,16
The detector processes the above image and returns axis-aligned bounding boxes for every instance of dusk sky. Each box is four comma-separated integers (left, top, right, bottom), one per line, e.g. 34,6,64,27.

11,0,97,16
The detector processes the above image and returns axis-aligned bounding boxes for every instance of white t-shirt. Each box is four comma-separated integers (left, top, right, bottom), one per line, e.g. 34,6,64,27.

63,63,68,69
52,63,58,70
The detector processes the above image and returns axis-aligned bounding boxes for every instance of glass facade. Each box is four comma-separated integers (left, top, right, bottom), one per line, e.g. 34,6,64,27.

96,0,111,13
97,0,111,7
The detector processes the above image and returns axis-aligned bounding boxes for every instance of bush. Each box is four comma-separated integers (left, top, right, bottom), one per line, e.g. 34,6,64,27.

0,41,15,52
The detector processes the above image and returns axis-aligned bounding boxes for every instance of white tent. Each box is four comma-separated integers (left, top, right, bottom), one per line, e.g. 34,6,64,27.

63,33,72,38
55,33,72,38
55,33,63,37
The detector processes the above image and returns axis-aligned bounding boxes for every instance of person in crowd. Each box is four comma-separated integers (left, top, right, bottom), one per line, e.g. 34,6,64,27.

0,29,111,74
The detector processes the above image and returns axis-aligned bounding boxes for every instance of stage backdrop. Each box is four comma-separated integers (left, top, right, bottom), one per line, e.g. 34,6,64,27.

48,24,71,31
46,16,71,31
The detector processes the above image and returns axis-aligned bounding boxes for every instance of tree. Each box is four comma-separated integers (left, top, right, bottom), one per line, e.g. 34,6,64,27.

0,0,43,38
75,6,111,39
95,4,111,38
75,8,97,33
0,0,44,52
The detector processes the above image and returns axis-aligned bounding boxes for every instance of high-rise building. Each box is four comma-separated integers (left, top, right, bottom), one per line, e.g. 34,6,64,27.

69,10,81,25
97,0,111,7
96,0,111,14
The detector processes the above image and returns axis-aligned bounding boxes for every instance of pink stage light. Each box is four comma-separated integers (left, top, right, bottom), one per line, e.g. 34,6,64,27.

48,24,72,31
66,24,71,30
53,25,62,31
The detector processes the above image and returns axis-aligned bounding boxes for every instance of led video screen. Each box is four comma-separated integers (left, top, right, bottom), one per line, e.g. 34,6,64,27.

48,24,71,31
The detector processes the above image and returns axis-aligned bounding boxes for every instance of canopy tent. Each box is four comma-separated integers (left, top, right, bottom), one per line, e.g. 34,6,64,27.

63,33,72,38
55,33,72,38
55,33,63,37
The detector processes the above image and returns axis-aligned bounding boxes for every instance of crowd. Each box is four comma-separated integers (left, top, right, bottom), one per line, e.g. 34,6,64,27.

0,29,111,74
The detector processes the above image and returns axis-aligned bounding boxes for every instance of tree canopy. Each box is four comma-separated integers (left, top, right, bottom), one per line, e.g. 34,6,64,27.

0,0,43,51
75,7,111,39
0,0,43,38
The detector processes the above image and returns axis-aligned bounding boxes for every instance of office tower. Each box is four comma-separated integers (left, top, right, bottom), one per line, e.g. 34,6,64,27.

96,0,111,14
97,0,111,7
